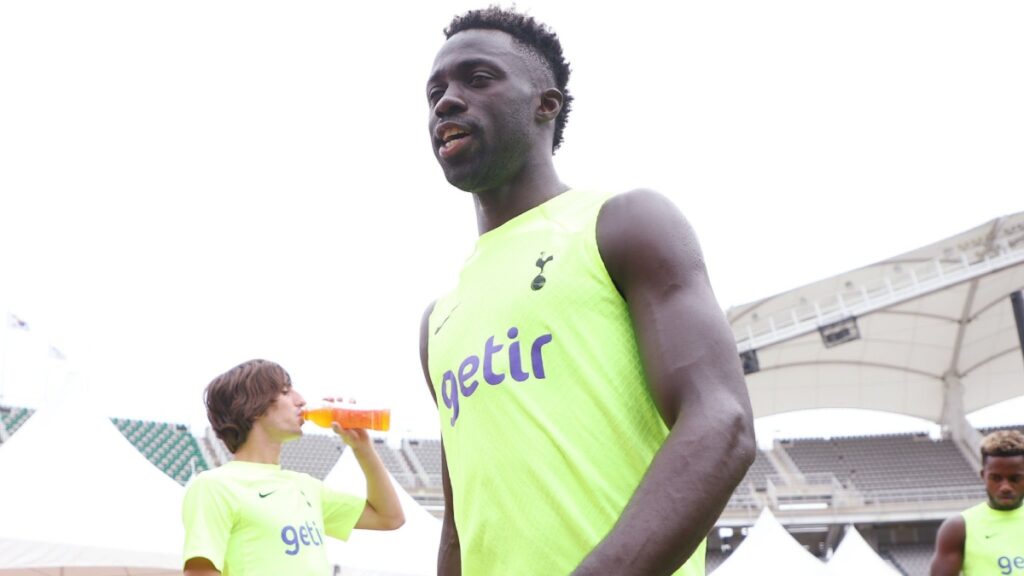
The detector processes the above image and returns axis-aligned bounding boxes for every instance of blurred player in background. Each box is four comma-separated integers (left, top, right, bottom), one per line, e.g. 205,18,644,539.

931,429,1024,576
182,359,404,576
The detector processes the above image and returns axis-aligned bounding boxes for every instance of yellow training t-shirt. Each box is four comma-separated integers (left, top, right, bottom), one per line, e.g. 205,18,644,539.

182,460,364,575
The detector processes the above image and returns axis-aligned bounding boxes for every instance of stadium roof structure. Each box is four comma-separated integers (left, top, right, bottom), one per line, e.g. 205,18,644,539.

728,211,1024,429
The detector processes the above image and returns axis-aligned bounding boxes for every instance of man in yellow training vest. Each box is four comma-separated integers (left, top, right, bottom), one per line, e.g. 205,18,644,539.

420,6,756,575
182,359,404,576
931,429,1024,576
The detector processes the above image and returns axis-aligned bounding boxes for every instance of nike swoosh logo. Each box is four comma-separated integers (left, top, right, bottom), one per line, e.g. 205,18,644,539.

434,303,460,335
259,491,276,498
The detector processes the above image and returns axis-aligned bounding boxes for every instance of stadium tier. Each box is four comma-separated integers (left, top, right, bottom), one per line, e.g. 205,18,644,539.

403,438,442,488
779,433,983,500
280,433,344,480
880,542,934,575
1,404,1018,576
0,405,35,443
111,417,209,484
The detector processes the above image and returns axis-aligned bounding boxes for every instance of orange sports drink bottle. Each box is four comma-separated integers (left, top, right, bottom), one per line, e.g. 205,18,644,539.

302,402,391,432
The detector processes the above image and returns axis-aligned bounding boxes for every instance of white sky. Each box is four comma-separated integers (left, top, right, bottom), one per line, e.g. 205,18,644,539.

1,0,1022,441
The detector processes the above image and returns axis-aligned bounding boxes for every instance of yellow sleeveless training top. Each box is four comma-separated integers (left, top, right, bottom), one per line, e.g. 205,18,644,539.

962,501,1024,575
427,189,706,575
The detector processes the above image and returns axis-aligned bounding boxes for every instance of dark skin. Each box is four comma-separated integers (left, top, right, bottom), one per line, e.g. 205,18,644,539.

422,28,755,576
930,454,1024,576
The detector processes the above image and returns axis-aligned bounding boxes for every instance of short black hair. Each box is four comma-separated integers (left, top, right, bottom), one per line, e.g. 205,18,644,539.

445,6,573,153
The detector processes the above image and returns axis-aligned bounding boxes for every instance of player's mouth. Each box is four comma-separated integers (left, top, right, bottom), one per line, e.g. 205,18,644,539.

436,122,474,161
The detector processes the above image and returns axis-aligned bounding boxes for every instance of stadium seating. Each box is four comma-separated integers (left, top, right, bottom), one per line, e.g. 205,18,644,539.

0,402,1007,574
403,438,442,487
725,449,782,510
111,417,209,484
779,433,981,498
880,542,933,576
0,405,35,443
280,432,344,480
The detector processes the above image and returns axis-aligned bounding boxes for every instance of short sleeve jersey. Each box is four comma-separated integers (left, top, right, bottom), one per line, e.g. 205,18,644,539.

182,460,365,576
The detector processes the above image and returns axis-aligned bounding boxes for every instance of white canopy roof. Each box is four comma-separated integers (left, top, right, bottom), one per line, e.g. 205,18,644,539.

712,508,824,576
324,447,440,576
729,211,1024,421
0,394,184,575
824,525,899,576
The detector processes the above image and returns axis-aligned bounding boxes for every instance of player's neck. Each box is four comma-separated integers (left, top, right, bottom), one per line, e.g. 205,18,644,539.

473,161,568,235
233,432,283,465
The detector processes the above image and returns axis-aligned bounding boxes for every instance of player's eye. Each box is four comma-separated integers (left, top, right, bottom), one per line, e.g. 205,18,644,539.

427,86,445,105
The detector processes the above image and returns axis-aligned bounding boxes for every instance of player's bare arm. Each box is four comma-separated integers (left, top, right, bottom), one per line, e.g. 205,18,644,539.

336,426,405,531
573,189,756,575
183,556,220,576
929,514,965,576
420,300,462,576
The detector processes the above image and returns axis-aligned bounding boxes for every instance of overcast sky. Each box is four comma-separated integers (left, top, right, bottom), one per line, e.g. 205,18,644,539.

1,0,1021,440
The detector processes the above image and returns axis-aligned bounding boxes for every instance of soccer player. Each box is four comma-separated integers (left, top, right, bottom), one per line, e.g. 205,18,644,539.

419,7,756,575
931,429,1024,576
182,359,404,576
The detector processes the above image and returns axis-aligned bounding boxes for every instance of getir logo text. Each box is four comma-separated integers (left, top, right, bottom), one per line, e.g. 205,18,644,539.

440,327,552,426
999,555,1024,575
281,520,324,556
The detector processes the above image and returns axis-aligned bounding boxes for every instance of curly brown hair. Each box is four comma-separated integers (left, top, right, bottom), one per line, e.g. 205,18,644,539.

204,359,292,453
980,429,1024,464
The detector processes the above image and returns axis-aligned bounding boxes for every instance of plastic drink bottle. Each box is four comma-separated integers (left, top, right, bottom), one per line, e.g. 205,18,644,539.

302,402,391,432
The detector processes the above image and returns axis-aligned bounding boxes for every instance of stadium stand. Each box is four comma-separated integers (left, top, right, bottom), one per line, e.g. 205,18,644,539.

0,405,35,444
977,424,1024,435
778,433,982,500
879,542,933,575
2,403,1009,575
726,448,780,511
280,432,344,480
403,438,442,488
111,417,209,485
372,438,417,487
203,426,233,467
740,448,778,491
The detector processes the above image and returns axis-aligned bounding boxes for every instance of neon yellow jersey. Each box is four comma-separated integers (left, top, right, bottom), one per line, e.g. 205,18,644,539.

182,460,365,576
427,189,705,575
962,501,1024,575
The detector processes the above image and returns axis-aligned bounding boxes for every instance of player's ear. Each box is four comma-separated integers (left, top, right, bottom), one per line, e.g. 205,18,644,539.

536,88,563,123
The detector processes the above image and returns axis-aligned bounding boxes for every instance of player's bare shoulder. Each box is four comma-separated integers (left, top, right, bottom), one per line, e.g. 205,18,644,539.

596,188,706,289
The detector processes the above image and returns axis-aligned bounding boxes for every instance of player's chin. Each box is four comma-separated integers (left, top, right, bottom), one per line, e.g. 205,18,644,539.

992,496,1022,509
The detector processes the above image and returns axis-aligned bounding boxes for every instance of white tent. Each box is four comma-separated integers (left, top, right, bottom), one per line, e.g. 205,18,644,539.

0,394,184,575
324,448,441,576
712,508,825,576
824,525,900,576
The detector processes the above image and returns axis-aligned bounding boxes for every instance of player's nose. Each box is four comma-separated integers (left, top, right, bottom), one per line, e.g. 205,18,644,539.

433,86,467,118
